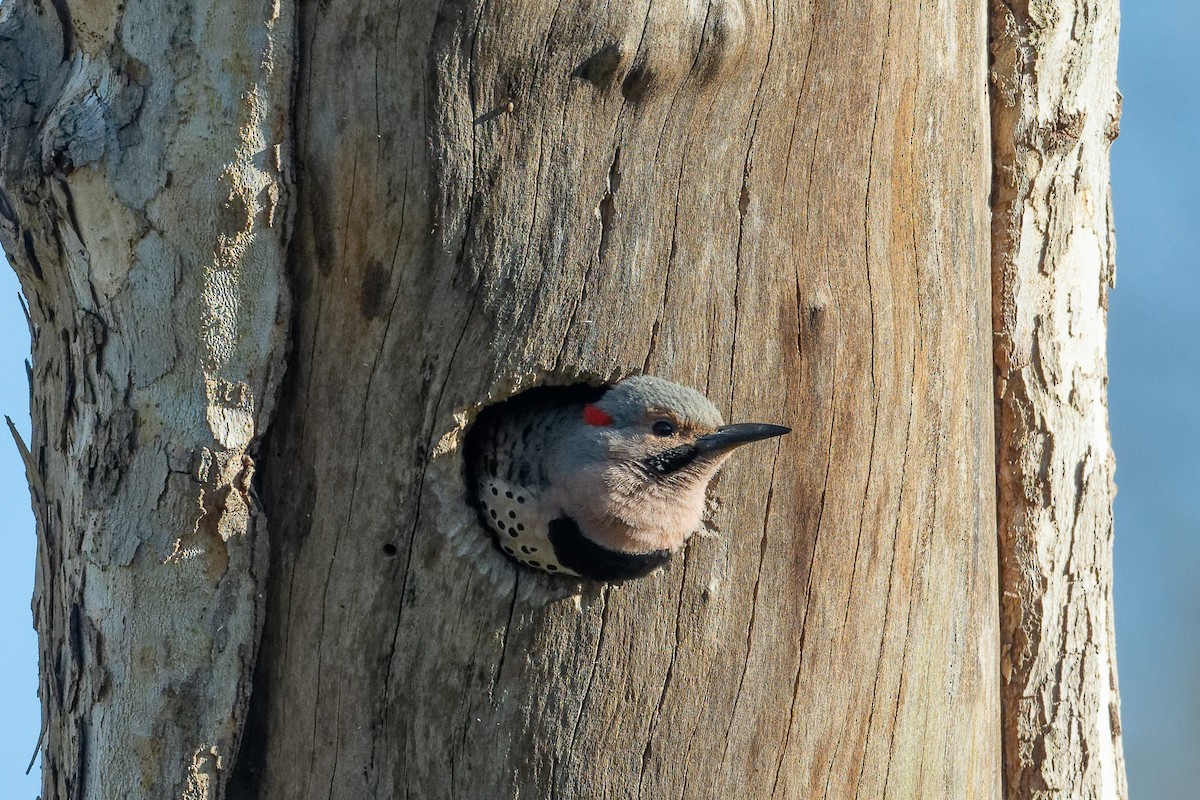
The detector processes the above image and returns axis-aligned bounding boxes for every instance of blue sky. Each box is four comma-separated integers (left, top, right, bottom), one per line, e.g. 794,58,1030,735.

0,4,1196,796
0,267,37,794
1108,4,1200,796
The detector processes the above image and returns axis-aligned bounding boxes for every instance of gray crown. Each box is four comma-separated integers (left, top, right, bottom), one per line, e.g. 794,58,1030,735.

597,375,724,429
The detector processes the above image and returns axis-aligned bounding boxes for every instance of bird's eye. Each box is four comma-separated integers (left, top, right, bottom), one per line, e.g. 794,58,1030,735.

651,420,676,437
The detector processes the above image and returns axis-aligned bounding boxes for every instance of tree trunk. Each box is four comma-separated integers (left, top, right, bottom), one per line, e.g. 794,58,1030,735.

0,0,1124,798
990,1,1126,797
244,1,999,796
0,1,292,796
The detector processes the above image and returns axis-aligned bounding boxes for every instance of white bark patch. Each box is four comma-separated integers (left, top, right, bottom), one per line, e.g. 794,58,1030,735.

205,377,256,453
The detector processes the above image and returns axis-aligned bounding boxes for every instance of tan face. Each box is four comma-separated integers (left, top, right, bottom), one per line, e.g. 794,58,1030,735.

549,377,788,555
559,410,731,554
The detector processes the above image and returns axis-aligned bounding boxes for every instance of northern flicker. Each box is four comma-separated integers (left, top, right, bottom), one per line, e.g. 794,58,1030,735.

464,376,789,581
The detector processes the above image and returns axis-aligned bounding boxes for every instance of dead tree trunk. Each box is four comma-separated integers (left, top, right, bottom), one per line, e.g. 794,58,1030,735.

241,1,999,797
0,0,1116,797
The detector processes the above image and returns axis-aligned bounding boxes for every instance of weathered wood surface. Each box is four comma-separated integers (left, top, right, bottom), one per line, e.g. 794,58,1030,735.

990,1,1126,798
0,1,292,797
240,1,999,798
0,0,1060,797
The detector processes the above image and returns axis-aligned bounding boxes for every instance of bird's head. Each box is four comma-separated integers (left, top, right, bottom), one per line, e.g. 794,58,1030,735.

553,376,789,554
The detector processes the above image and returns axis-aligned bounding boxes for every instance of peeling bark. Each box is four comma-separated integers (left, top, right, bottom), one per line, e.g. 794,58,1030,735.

990,1,1127,798
0,1,293,798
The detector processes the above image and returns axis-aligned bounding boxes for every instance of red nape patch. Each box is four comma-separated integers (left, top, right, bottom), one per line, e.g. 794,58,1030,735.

583,404,613,426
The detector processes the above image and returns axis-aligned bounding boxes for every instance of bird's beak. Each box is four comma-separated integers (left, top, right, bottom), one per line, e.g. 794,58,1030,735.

694,423,791,455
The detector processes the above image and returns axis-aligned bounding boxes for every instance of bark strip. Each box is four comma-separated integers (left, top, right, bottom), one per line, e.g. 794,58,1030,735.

990,1,1127,797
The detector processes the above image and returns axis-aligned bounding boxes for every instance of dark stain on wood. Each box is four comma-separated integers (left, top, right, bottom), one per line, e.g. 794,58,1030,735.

360,260,390,319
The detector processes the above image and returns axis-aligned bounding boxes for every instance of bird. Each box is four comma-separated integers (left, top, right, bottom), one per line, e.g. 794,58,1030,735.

463,376,790,582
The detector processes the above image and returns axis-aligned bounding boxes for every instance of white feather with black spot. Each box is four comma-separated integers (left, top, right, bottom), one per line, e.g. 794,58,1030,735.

478,476,579,577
